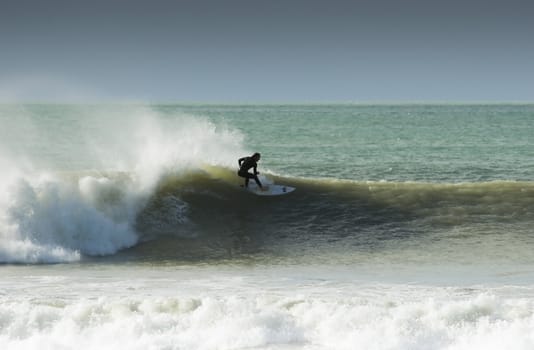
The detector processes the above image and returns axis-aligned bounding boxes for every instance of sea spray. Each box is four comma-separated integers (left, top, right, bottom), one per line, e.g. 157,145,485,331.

0,105,248,263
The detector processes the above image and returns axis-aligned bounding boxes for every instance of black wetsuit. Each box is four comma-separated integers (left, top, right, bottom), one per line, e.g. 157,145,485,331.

238,157,263,188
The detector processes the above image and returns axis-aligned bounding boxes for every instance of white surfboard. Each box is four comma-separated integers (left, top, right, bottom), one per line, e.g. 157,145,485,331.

242,183,295,196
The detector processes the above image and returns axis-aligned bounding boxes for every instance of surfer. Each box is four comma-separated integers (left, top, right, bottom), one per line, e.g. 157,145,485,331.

238,152,265,190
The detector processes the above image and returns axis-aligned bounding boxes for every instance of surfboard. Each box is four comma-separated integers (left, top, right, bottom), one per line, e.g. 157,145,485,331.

242,183,295,196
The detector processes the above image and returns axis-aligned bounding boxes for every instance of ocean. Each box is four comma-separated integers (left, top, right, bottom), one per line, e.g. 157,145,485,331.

1,103,534,349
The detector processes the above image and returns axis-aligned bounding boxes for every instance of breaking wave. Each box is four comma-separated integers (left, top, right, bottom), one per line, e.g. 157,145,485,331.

0,105,246,263
3,161,533,264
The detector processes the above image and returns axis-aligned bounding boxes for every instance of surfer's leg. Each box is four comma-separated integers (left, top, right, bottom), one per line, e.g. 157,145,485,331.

240,172,261,188
238,171,251,187
243,173,254,187
253,175,263,189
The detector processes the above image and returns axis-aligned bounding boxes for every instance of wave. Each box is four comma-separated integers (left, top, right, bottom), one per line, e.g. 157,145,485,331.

2,162,534,264
144,168,534,231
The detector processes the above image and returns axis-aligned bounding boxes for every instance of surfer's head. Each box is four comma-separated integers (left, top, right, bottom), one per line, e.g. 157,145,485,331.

252,152,261,161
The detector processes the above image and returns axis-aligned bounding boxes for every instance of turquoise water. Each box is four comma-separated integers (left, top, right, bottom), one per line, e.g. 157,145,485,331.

1,104,534,349
4,104,532,181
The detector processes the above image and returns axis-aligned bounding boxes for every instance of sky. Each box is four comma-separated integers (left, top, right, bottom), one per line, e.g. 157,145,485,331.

0,0,533,102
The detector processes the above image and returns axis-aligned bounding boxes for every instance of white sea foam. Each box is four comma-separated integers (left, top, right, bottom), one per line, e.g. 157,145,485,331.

0,286,533,350
0,174,138,263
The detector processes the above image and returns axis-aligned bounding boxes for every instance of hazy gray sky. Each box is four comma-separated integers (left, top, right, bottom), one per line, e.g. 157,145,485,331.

1,0,533,102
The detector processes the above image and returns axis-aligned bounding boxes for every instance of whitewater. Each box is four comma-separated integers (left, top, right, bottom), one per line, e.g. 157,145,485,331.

1,103,534,349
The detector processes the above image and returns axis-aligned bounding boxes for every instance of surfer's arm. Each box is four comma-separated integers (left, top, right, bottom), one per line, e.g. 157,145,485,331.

238,157,246,166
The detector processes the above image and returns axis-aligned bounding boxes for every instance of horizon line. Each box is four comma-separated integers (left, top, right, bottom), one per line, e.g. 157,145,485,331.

1,99,534,106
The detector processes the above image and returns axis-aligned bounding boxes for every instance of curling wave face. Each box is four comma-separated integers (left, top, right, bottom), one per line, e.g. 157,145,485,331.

135,169,534,264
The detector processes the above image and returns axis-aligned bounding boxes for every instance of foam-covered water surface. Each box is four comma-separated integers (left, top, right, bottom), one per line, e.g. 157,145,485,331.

2,264,534,350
